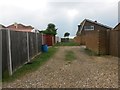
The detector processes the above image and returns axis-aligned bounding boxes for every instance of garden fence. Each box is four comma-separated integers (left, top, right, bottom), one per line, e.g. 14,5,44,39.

1,29,42,76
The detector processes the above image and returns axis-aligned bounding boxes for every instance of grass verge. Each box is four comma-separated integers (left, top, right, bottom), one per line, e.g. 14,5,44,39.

55,42,80,46
65,50,76,63
3,47,58,82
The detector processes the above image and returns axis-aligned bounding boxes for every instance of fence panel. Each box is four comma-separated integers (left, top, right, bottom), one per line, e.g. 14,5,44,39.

29,33,37,59
118,30,120,58
2,29,43,76
10,31,28,72
99,30,109,55
2,30,8,74
0,30,2,79
109,30,118,57
37,33,42,52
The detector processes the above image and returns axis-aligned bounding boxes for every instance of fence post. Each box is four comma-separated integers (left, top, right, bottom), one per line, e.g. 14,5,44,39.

0,30,2,81
36,32,38,53
27,32,30,62
7,30,12,75
41,33,44,45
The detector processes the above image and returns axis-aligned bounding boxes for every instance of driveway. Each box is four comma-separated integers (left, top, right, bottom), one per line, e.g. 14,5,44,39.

3,46,118,88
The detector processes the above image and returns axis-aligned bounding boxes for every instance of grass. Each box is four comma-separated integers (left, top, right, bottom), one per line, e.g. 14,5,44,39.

55,41,80,46
84,48,99,56
2,47,58,82
65,50,76,63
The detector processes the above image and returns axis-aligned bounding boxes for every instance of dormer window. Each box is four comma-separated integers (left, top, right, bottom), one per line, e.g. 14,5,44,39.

84,26,94,30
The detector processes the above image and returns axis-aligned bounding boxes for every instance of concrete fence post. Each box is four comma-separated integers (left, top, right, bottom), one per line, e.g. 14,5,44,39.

7,30,12,75
41,33,44,45
36,32,38,53
27,32,30,62
0,30,2,81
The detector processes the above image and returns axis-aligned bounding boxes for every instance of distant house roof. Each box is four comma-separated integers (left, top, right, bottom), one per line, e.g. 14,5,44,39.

113,23,120,30
7,23,34,32
0,24,6,28
77,19,112,35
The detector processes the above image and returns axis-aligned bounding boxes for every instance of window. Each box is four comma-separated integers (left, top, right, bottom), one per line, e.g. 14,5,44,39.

84,26,94,30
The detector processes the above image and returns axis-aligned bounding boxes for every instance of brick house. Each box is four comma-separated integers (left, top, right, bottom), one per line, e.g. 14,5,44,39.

75,19,112,55
6,23,34,32
76,19,112,45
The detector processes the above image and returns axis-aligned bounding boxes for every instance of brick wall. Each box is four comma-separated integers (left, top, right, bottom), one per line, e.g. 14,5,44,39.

74,36,81,44
85,30,109,55
99,30,109,55
74,35,85,45
85,30,99,54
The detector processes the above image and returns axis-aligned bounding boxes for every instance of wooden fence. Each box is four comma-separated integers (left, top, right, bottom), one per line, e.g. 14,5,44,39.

0,30,2,80
1,29,42,76
109,30,120,57
85,29,120,57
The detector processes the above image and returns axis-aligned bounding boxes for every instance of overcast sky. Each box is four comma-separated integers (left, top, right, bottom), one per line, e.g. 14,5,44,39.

0,0,119,37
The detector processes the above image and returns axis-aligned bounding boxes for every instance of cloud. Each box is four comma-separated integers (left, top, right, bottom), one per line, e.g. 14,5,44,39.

0,0,119,37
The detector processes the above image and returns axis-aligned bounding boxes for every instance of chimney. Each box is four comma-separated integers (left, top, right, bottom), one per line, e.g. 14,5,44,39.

95,21,97,23
14,22,18,28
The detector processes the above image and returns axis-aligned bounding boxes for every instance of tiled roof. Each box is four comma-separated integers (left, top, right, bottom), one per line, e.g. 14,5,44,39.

6,23,34,32
83,19,112,29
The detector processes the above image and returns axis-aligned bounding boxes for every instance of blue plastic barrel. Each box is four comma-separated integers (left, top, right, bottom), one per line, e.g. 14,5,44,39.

42,44,48,52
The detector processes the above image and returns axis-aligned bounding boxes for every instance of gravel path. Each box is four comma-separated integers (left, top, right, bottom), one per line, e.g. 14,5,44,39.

3,46,118,88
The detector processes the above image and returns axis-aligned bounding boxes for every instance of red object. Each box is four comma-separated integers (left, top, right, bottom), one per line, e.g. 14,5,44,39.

43,34,55,46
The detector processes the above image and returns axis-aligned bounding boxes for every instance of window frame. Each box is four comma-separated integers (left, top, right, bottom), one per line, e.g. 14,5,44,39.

84,25,94,30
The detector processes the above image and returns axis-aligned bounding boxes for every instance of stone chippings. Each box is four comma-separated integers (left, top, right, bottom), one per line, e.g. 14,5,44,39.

2,46,118,88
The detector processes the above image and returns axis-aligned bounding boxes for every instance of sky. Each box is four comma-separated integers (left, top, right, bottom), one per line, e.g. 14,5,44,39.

0,0,120,38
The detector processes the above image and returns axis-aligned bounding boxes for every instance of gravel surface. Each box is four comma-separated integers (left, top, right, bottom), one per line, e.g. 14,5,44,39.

3,46,118,88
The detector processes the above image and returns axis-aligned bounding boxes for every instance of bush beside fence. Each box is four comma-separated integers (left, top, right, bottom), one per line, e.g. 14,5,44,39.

1,29,42,76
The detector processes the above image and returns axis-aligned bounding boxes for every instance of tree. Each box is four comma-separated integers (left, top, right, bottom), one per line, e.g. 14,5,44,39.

40,23,57,35
64,32,70,38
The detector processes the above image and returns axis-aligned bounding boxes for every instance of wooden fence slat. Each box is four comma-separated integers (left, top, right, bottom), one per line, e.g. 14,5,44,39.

0,30,2,80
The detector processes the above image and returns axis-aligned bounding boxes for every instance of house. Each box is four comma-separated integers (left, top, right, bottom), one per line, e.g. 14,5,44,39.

77,19,112,35
0,24,6,29
6,23,34,32
113,23,120,30
75,19,112,45
75,19,112,55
